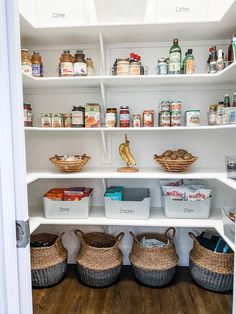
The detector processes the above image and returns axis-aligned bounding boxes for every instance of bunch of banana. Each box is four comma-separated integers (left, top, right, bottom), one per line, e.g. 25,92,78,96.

119,134,136,166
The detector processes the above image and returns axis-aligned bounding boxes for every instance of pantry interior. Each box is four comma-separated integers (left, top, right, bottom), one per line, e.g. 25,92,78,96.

18,0,236,312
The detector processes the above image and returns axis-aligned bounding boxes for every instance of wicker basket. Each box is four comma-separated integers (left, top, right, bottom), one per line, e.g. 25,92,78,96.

49,154,90,173
31,233,68,288
75,230,124,287
188,232,234,292
154,155,198,172
129,227,179,287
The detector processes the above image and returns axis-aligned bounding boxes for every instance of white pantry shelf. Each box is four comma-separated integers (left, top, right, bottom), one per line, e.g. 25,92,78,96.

26,168,236,190
22,62,236,90
25,125,236,133
29,206,234,250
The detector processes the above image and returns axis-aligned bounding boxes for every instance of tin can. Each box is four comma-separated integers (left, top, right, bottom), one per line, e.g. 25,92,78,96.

157,58,168,75
41,113,52,128
185,110,200,126
132,114,141,127
64,113,72,128
171,110,181,126
159,112,170,127
143,110,154,127
52,113,64,128
170,101,181,111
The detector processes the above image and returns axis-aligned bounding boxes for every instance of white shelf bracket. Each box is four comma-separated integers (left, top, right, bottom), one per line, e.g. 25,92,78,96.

99,32,106,75
102,178,107,191
100,130,112,164
100,80,107,120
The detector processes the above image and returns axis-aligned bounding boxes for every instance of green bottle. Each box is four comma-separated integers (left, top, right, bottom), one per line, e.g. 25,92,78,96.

169,39,182,74
185,49,195,74
181,52,188,74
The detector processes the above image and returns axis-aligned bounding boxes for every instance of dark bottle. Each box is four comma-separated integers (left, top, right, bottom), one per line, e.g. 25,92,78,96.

233,93,236,107
224,94,231,107
72,106,85,127
169,38,182,74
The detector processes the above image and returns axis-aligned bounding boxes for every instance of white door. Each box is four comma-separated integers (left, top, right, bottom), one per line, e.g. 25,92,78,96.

0,0,32,313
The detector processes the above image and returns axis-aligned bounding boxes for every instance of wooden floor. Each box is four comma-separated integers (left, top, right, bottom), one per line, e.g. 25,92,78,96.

33,266,232,314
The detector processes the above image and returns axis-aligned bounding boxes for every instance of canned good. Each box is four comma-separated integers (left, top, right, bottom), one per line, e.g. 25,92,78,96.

41,113,52,128
143,110,154,127
157,58,168,75
132,114,141,127
170,101,181,111
159,101,170,112
52,113,64,128
171,110,181,126
64,113,72,128
159,111,171,127
185,110,200,126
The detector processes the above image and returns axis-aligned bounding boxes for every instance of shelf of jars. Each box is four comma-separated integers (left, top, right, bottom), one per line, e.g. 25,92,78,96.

22,62,236,89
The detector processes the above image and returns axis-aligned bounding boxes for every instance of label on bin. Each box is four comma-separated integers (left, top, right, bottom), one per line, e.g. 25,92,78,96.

120,209,135,214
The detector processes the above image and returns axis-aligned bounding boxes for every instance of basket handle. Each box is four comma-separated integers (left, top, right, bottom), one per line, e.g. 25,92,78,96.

165,227,176,240
129,231,139,244
115,232,125,245
74,229,85,239
188,232,198,243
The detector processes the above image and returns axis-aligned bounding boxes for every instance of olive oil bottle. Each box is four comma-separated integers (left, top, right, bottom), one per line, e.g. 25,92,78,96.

169,39,182,74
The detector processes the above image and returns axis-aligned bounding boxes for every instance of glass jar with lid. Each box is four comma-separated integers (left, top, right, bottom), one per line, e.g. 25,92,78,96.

106,108,117,127
74,50,86,76
21,49,32,75
119,106,130,127
208,105,217,125
157,58,168,75
59,50,73,77
117,58,129,76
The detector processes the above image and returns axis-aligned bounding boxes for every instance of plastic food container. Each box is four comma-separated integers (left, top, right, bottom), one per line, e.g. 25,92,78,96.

105,188,150,219
222,207,235,243
163,196,211,219
43,194,92,219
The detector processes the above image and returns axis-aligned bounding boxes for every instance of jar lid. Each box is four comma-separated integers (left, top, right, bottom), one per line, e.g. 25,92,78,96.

158,58,167,62
117,58,129,62
120,106,129,109
21,49,29,52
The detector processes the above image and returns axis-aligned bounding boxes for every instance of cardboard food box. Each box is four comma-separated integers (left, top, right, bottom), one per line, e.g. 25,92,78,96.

85,103,100,128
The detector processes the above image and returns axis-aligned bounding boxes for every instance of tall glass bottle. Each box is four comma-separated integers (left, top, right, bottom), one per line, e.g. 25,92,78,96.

169,39,182,75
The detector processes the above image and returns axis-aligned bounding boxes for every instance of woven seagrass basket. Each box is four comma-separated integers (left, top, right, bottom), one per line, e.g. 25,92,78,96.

154,154,198,172
189,232,234,292
31,233,68,288
75,230,124,287
129,227,179,287
49,154,90,173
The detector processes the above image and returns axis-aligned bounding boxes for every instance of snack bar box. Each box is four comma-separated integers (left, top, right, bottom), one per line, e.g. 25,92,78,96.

222,207,235,243
163,196,211,219
105,188,150,219
43,194,92,219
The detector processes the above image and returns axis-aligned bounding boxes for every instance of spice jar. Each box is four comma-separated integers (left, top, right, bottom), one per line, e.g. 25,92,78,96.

208,105,217,125
31,52,42,77
86,58,94,76
157,58,168,75
74,50,86,76
21,49,32,75
119,106,130,127
117,58,129,76
59,50,73,77
72,106,85,127
41,113,52,128
106,108,117,127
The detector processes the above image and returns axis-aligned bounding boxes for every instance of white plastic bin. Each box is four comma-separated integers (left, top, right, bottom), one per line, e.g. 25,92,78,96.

222,207,235,243
105,188,150,219
163,196,211,219
43,194,91,219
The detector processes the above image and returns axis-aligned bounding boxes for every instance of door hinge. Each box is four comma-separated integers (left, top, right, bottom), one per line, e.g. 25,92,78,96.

16,220,30,248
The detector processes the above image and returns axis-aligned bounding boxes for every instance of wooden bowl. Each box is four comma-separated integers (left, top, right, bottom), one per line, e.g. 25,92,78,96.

154,155,198,172
49,154,90,173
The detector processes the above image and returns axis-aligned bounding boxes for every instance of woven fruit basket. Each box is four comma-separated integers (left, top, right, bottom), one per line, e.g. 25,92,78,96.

129,227,179,287
188,232,234,292
154,155,198,172
74,230,124,287
31,233,68,288
49,154,90,173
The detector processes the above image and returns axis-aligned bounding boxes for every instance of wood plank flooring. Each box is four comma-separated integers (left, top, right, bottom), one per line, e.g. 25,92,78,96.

33,266,232,314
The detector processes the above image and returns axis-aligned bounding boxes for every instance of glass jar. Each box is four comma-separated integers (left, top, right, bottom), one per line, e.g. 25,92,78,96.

21,49,32,75
31,52,42,77
119,106,130,127
216,102,225,125
106,108,117,127
86,58,94,76
208,105,217,125
41,113,52,128
64,113,72,128
74,50,86,76
129,60,140,75
117,58,129,76
72,106,85,127
157,58,168,75
59,50,73,77
23,103,32,127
